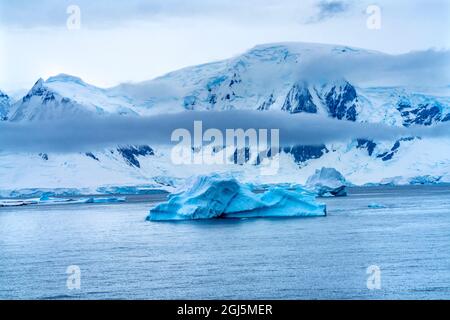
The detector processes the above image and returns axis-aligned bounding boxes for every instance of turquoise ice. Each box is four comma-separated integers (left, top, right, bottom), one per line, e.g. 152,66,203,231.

148,174,326,220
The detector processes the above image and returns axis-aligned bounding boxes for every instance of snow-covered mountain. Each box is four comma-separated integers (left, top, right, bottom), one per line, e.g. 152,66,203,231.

116,42,449,126
1,42,450,196
8,75,141,121
10,43,450,125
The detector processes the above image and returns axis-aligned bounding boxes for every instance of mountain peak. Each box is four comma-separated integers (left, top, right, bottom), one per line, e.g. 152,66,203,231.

28,78,46,94
0,90,9,98
34,78,45,87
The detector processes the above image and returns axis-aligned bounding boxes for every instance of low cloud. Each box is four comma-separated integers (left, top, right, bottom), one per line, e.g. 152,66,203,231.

0,111,449,153
293,48,450,87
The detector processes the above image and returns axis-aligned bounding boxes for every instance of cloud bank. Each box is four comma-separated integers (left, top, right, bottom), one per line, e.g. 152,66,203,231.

293,48,450,87
0,111,449,153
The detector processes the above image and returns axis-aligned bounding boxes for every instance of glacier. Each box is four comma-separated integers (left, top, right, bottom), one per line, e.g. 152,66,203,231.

306,167,348,197
147,175,326,221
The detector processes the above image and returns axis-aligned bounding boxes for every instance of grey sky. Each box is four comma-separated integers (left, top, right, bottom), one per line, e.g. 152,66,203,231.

1,0,449,91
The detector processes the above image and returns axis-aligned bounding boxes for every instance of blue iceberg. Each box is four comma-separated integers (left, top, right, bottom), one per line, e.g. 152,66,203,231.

147,175,326,221
306,167,348,197
86,197,126,204
368,203,387,209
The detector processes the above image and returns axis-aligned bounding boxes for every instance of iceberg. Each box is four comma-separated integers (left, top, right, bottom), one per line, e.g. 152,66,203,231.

87,197,126,204
39,194,81,204
147,175,326,221
306,167,348,197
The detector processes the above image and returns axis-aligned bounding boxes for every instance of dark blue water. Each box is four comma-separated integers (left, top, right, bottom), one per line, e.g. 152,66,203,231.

0,186,449,299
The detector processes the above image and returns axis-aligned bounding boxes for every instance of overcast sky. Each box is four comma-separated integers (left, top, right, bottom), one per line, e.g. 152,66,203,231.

1,0,449,92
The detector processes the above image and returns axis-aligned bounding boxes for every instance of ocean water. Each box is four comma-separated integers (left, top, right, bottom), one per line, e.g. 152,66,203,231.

0,185,449,300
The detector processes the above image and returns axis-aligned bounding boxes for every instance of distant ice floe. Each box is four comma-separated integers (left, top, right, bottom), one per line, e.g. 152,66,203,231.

368,203,387,209
147,174,326,221
0,194,126,207
0,182,174,200
0,199,39,207
39,195,126,205
306,167,349,197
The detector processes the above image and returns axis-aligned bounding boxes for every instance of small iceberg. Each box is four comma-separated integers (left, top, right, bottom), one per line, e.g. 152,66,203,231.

368,203,387,209
306,167,348,197
1,195,126,207
0,199,39,207
86,197,126,204
39,194,80,204
147,175,326,221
